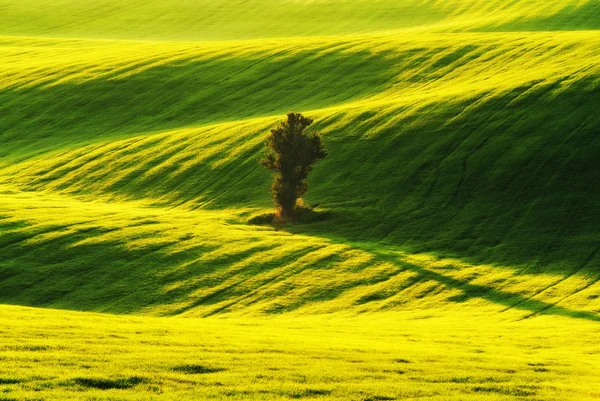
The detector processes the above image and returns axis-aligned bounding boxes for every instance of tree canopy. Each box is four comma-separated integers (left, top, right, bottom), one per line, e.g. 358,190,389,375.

260,112,327,221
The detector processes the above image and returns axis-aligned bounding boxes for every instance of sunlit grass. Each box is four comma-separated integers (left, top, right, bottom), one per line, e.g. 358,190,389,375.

1,0,599,399
1,305,599,400
1,0,598,41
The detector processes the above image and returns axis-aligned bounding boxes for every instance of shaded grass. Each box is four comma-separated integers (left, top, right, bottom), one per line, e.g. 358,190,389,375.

71,376,147,390
0,37,402,158
171,364,225,375
0,378,22,385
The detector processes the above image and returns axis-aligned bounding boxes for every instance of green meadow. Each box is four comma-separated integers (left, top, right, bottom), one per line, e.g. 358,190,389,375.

1,0,599,399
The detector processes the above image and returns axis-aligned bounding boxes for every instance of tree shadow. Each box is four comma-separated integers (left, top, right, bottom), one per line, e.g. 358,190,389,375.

294,232,600,322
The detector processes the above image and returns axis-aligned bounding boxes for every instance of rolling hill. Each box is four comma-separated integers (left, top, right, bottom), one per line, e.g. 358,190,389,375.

0,0,599,399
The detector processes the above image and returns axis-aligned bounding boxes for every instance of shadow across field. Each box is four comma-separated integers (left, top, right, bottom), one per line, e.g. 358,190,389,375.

291,79,600,275
2,207,598,321
370,248,600,322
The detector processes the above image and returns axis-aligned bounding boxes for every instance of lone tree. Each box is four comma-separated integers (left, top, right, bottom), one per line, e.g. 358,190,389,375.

260,112,327,222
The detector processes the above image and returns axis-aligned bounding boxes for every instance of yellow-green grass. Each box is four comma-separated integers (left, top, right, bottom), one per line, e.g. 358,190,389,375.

2,0,600,399
1,304,599,400
1,0,599,41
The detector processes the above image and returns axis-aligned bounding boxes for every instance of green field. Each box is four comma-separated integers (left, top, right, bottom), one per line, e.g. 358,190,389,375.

1,0,599,399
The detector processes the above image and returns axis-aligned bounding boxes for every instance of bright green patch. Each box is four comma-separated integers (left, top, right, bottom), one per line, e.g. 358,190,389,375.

1,305,599,400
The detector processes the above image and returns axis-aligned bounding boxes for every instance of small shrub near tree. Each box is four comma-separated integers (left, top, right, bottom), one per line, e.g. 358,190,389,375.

260,112,327,223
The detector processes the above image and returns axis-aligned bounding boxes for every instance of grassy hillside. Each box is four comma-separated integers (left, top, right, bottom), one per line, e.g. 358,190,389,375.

1,29,599,316
1,0,599,399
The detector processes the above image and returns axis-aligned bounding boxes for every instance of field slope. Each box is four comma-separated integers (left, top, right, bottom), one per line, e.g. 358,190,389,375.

0,0,599,399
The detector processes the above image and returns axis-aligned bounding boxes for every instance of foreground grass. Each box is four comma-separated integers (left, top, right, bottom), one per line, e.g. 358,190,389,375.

1,305,599,400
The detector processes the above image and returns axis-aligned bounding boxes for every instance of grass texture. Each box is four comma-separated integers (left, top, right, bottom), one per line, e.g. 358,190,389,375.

1,0,599,399
1,305,599,400
1,0,599,40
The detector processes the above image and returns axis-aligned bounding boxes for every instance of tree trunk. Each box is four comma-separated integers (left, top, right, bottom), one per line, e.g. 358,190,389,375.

274,179,297,222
